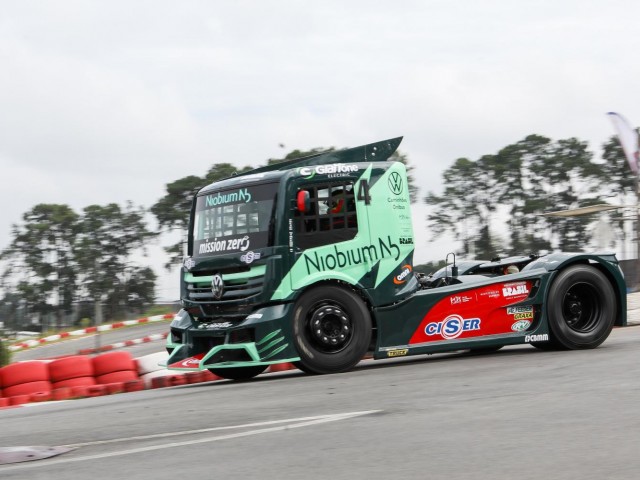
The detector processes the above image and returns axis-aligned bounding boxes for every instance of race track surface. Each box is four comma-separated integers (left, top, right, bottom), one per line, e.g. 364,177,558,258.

2,325,639,480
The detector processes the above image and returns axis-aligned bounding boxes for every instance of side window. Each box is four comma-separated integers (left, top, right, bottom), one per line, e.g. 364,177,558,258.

295,181,358,250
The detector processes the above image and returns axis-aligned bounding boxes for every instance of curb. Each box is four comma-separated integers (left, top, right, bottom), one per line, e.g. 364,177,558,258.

77,333,168,355
8,314,175,352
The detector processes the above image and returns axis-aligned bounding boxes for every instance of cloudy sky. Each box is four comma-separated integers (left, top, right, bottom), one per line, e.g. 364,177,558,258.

1,1,638,300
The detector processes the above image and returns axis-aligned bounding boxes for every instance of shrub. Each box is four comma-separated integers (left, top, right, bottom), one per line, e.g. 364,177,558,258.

0,339,11,367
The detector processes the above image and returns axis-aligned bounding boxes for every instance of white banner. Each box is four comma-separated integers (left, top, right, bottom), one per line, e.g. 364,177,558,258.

607,112,639,174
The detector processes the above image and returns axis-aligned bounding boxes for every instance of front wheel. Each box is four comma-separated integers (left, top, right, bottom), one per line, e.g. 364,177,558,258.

208,365,267,381
292,285,372,375
541,264,616,350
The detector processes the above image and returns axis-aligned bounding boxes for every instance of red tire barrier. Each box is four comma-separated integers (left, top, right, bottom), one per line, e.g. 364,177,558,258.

48,356,94,382
0,361,49,388
85,385,108,398
30,391,52,402
92,352,135,377
150,376,169,389
71,385,89,398
52,377,96,389
10,395,30,406
0,397,9,407
167,374,187,387
3,381,52,397
268,363,296,373
105,382,125,395
95,370,139,385
185,371,205,384
123,379,144,392
202,370,222,382
52,387,73,401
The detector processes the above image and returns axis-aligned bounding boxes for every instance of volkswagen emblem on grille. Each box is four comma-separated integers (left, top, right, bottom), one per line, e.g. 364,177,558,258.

211,274,224,300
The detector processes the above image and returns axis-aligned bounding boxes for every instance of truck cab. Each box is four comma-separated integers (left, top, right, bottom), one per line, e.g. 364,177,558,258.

167,137,416,378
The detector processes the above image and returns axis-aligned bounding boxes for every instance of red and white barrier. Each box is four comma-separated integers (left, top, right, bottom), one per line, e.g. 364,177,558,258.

8,314,175,352
0,345,298,409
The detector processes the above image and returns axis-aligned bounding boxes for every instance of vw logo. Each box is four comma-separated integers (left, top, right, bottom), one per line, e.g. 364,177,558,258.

388,172,403,195
211,274,224,300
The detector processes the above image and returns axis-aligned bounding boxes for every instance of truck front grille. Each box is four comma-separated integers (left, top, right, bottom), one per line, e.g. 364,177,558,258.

186,273,265,303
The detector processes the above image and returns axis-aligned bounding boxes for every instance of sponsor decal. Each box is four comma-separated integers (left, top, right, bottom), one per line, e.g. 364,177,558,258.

246,313,263,320
399,237,413,245
388,172,404,195
205,188,252,207
503,282,529,298
240,251,261,264
387,197,408,210
183,257,195,271
511,320,532,332
425,314,481,340
387,349,408,357
199,235,250,254
298,164,359,179
507,305,534,321
179,358,201,367
525,334,549,342
288,218,294,253
202,322,233,330
302,236,400,275
450,295,473,305
507,306,533,314
211,274,224,300
394,264,413,285
479,289,501,299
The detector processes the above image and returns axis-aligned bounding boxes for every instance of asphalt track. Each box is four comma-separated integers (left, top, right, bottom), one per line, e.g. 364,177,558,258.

2,324,640,480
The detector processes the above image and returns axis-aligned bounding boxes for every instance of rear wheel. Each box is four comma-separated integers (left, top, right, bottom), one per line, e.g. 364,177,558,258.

208,365,267,381
535,265,616,350
292,285,372,374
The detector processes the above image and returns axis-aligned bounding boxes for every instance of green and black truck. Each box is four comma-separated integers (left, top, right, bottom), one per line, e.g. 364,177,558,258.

164,137,626,380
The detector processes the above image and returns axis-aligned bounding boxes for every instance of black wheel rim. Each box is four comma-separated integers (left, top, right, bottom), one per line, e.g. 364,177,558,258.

306,302,353,353
561,282,601,333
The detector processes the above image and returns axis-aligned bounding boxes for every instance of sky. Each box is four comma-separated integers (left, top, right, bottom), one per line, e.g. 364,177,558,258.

1,0,638,301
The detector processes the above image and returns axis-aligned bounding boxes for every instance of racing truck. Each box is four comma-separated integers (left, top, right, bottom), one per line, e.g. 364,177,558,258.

163,137,627,380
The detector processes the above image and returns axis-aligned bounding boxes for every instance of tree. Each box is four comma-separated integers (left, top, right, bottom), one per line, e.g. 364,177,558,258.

425,134,608,259
522,137,604,251
598,135,637,242
425,157,498,258
151,164,252,268
75,202,157,322
0,204,80,329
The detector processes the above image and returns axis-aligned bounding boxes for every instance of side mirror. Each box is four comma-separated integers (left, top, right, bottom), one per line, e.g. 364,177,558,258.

297,190,310,213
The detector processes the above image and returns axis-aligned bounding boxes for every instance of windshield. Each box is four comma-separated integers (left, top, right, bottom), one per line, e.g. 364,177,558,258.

192,182,278,257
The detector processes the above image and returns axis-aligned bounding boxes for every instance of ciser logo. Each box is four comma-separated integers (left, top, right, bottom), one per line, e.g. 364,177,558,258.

425,314,481,340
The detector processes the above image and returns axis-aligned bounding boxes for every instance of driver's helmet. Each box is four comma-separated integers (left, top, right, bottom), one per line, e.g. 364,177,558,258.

328,189,346,214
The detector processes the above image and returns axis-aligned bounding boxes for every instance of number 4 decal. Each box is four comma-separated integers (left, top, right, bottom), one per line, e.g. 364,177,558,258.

357,179,371,205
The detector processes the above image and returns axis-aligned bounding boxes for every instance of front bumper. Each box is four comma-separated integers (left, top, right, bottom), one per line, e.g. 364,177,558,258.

162,303,300,371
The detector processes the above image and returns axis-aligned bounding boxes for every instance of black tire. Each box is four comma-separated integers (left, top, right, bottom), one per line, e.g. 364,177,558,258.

208,365,267,381
541,265,616,350
292,285,372,374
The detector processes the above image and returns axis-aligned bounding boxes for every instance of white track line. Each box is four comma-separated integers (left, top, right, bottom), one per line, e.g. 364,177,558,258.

0,410,380,472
